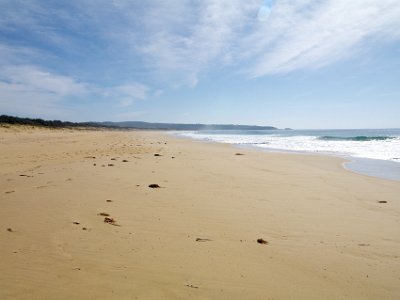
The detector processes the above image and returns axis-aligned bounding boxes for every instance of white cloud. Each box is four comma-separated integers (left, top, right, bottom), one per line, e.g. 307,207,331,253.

245,0,400,76
1,0,400,90
113,83,148,100
0,64,87,117
0,65,87,96
132,0,400,79
108,83,150,107
0,81,70,118
137,0,259,85
0,64,150,116
153,89,164,97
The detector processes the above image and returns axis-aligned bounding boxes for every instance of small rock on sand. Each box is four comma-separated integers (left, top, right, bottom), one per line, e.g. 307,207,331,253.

378,200,387,203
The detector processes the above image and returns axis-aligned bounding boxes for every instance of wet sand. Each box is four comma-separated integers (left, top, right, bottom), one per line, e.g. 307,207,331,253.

1,125,399,299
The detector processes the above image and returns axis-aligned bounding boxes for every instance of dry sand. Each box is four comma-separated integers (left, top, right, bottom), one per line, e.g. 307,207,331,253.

1,125,399,299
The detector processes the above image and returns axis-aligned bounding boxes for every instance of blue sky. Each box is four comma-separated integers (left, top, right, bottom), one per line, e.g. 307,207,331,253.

0,0,399,129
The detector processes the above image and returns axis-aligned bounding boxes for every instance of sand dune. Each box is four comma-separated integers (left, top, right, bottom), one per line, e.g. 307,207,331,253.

1,125,399,299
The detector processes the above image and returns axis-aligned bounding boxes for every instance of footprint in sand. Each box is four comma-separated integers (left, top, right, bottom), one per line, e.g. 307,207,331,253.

36,185,49,189
52,237,73,259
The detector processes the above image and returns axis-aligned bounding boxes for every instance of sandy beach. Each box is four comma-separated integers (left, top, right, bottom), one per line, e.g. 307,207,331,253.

1,125,399,299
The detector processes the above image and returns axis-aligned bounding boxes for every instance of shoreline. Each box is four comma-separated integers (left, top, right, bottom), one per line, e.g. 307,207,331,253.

1,127,400,299
170,131,400,182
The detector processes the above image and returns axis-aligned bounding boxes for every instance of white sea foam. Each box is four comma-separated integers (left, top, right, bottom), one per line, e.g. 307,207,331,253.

176,131,400,163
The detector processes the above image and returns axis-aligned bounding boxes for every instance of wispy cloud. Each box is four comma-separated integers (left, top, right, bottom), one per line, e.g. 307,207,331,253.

0,64,86,117
3,1,400,83
0,65,87,96
0,64,149,117
244,0,400,76
1,1,400,91
98,83,150,107
135,0,259,85
134,0,400,79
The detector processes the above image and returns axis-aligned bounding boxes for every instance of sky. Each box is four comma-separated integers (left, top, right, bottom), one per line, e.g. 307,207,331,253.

0,0,400,129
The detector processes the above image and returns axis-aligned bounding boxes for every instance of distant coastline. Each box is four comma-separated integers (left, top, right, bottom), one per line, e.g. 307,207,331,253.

0,115,277,131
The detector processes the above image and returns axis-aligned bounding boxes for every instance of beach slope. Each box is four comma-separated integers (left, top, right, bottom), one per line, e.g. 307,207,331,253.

1,126,399,299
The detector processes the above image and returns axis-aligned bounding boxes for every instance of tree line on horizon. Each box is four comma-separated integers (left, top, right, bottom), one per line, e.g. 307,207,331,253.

0,115,278,130
0,115,104,128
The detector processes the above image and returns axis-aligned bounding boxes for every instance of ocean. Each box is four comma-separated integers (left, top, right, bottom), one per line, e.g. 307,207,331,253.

174,129,400,181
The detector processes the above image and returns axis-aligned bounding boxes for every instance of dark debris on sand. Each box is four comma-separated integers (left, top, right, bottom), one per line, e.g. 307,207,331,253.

257,238,268,245
98,212,110,217
104,217,119,226
185,284,199,289
195,238,212,242
148,184,161,188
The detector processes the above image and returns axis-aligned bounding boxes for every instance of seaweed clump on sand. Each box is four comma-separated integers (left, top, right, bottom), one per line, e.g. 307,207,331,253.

257,238,268,245
148,184,161,188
